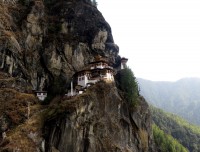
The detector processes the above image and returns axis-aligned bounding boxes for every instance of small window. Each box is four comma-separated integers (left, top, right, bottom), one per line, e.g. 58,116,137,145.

82,77,84,80
79,78,81,81
38,93,41,95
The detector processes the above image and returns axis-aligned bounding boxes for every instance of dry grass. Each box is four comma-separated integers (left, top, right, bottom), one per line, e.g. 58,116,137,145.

0,4,13,30
0,72,10,79
0,88,38,125
0,90,39,149
139,129,149,152
1,103,46,152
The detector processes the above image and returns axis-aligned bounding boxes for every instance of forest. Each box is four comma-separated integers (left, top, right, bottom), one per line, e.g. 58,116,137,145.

138,78,200,125
151,106,200,152
153,124,188,152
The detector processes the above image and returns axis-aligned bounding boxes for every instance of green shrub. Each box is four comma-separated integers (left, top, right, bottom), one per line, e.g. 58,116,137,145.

115,68,139,107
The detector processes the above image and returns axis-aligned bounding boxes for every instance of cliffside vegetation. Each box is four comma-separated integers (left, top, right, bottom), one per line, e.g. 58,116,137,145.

151,106,200,152
153,124,188,152
115,68,139,107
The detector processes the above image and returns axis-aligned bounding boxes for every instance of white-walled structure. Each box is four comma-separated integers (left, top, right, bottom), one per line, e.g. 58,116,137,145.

77,71,93,87
121,57,128,69
35,91,47,101
65,56,128,97
76,60,114,88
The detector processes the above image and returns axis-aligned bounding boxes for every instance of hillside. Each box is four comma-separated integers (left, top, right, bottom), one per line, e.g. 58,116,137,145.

0,70,155,152
151,106,200,152
0,0,155,151
137,78,200,125
152,124,188,152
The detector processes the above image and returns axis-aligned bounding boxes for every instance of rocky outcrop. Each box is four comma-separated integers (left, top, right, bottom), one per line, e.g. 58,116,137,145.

0,0,156,152
44,82,155,152
0,79,155,152
0,0,119,91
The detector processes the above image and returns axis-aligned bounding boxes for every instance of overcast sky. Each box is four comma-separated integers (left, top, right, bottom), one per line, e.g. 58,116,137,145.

97,0,200,81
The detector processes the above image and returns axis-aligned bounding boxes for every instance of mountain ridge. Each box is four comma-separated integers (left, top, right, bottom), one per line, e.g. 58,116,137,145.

151,106,200,152
137,77,200,125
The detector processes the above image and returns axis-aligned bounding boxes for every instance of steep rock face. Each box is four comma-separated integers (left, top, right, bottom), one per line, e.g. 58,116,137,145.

45,82,154,152
0,80,155,152
0,0,156,152
0,0,119,91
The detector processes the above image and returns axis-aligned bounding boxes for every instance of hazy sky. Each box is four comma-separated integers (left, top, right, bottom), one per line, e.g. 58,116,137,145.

97,0,200,81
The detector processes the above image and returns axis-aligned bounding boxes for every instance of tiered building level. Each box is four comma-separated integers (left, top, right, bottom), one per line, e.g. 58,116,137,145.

66,56,128,97
35,56,128,100
76,58,114,88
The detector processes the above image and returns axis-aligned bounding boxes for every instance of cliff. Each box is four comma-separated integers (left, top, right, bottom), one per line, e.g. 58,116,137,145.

0,0,155,151
0,0,118,91
44,82,154,152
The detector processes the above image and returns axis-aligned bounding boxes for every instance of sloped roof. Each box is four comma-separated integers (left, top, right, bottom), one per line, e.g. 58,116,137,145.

121,57,128,61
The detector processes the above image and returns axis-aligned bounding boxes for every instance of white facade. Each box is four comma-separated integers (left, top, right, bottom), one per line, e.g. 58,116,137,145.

65,59,116,97
36,92,47,101
73,59,115,92
121,58,128,70
121,63,125,69
105,72,114,81
78,75,89,87
79,90,84,94
77,74,98,87
96,62,106,69
91,65,104,69
91,62,105,69
77,71,114,88
99,72,113,81
90,62,113,70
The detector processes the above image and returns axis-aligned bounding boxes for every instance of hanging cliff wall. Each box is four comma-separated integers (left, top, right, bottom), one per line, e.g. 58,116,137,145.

0,0,156,152
44,82,154,152
0,0,119,91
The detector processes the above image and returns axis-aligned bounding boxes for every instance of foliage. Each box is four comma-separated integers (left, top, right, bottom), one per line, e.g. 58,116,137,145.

138,78,200,125
153,124,189,152
115,68,139,107
151,106,200,152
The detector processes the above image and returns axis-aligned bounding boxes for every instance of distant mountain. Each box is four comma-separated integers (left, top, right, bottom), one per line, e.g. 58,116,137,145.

137,78,200,125
151,106,200,152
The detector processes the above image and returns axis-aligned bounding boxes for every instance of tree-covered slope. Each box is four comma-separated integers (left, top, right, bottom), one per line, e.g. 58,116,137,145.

153,124,188,152
151,106,200,152
137,78,200,125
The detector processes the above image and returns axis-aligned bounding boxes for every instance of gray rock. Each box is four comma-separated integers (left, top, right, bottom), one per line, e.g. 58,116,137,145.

45,83,155,152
